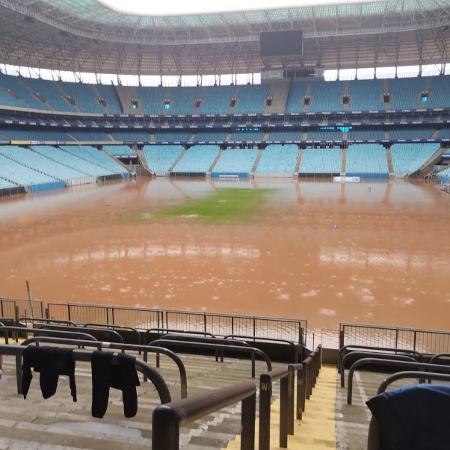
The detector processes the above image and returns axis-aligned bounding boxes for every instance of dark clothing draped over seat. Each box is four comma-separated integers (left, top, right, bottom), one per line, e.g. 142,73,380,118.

91,351,140,418
366,384,450,450
22,346,77,401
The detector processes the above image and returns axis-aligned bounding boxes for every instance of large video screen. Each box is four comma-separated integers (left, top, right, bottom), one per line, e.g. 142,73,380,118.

260,29,303,57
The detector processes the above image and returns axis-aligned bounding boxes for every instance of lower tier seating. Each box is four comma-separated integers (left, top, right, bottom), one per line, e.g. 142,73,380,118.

346,144,389,178
143,145,184,175
211,149,258,176
390,143,440,176
255,144,299,175
172,145,220,174
300,148,342,174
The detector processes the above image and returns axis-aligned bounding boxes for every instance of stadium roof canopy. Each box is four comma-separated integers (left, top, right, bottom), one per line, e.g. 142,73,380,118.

0,0,449,75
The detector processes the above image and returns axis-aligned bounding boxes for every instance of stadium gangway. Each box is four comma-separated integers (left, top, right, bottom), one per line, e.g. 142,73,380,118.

367,371,450,450
347,358,450,404
82,322,142,345
151,338,272,378
224,334,300,363
21,336,188,398
340,351,419,387
152,381,256,450
337,344,424,373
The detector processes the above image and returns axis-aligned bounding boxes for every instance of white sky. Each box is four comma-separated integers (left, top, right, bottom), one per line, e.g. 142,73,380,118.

98,0,383,16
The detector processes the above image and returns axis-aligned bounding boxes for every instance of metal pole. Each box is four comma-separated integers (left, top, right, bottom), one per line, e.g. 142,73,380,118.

279,376,289,448
26,281,35,320
259,376,272,450
241,393,256,450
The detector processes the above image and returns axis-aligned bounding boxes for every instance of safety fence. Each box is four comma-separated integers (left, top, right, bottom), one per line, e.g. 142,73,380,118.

0,298,306,345
339,323,450,354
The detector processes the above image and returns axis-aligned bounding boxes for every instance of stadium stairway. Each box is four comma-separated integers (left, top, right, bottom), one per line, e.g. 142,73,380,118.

208,148,225,174
225,365,337,450
414,146,446,177
294,148,303,174
386,147,394,176
265,81,291,114
169,147,188,173
251,148,265,175
341,148,347,175
136,149,152,175
115,86,140,114
0,352,281,450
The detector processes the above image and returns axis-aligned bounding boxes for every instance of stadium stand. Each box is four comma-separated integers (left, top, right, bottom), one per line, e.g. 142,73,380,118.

300,148,343,174
426,76,450,108
267,131,302,142
70,130,113,142
389,128,434,141
155,131,193,143
59,145,128,176
137,86,167,114
193,131,229,142
346,144,389,178
347,79,385,111
285,81,308,113
230,130,264,142
103,145,135,157
0,74,45,110
0,145,87,183
0,128,74,142
390,143,440,176
347,129,385,141
310,80,344,112
58,81,104,114
255,144,299,175
437,166,450,183
197,85,237,114
386,77,425,110
23,77,76,112
307,130,344,141
110,130,149,142
95,84,123,114
211,148,258,177
233,84,270,113
142,145,184,175
0,146,63,191
172,145,220,175
167,87,200,114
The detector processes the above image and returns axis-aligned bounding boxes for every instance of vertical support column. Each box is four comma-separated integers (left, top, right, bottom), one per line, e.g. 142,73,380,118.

287,367,295,435
241,393,256,450
279,376,289,448
259,375,272,450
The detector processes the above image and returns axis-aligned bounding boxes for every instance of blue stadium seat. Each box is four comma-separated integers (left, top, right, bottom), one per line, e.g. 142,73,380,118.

347,79,385,111
142,145,184,175
211,149,258,176
390,143,440,175
103,145,134,157
346,144,389,178
172,145,220,174
286,82,308,113
300,148,342,174
255,144,299,174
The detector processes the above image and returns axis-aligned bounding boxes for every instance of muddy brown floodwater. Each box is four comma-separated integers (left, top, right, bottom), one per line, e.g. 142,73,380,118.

0,178,449,339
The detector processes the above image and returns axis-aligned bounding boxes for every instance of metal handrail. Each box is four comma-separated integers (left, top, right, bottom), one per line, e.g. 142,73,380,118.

146,328,217,339
18,317,77,327
224,334,300,362
152,381,256,450
0,344,171,405
340,352,418,387
337,345,424,372
0,325,98,344
21,336,188,399
347,358,450,404
151,338,272,377
429,353,450,365
377,370,450,394
259,367,289,450
83,323,141,345
37,324,124,343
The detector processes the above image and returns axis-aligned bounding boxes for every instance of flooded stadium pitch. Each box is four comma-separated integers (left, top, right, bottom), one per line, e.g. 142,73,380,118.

0,177,449,335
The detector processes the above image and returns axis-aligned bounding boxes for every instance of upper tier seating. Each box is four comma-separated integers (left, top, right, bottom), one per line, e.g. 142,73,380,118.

137,86,167,114
60,145,127,175
172,145,220,174
426,76,450,108
390,143,440,176
346,144,389,177
167,87,200,114
58,82,104,114
143,145,184,175
347,79,385,111
309,81,344,112
0,147,58,186
233,85,270,113
23,78,75,112
197,85,237,114
32,146,113,177
0,74,45,110
255,144,299,174
436,128,450,139
0,128,74,141
1,145,86,182
103,145,135,157
95,84,123,114
194,131,229,142
286,82,308,113
437,166,450,183
387,77,426,110
155,131,193,143
300,148,342,174
211,149,258,176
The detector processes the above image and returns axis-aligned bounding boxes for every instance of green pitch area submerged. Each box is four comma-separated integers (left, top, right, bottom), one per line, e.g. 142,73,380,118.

131,188,271,223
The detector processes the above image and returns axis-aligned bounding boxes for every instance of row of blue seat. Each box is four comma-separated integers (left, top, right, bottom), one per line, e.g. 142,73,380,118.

1,74,448,114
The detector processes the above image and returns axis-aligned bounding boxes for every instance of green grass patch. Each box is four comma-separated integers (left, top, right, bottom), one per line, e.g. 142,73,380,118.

128,188,271,224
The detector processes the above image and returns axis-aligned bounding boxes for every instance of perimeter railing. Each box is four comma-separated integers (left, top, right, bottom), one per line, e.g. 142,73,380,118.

339,323,450,354
43,302,306,345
